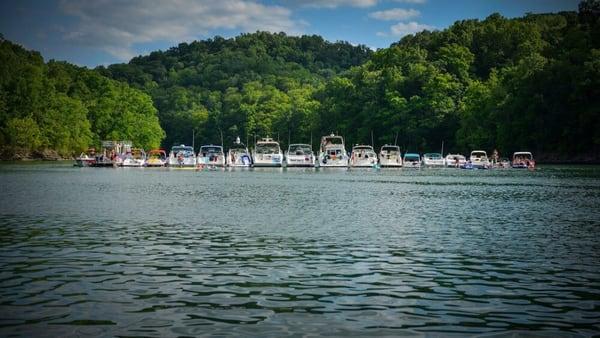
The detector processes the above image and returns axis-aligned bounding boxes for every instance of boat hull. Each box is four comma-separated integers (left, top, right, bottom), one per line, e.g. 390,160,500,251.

285,156,315,167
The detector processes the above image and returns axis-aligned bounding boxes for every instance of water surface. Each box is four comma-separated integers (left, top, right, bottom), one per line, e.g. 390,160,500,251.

1,163,599,336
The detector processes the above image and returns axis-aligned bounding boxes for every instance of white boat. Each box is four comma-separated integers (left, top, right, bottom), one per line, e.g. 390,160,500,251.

168,144,196,167
470,150,490,169
74,148,96,167
444,154,466,168
512,151,535,169
318,134,349,168
146,149,167,167
422,153,444,167
252,137,283,167
378,145,402,167
284,144,315,167
197,145,225,167
350,145,378,167
121,148,146,167
403,153,421,168
227,137,252,167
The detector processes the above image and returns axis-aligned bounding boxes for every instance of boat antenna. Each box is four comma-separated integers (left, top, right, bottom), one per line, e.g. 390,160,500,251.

310,131,313,150
371,130,374,147
441,140,444,156
220,128,224,148
394,131,399,146
192,129,195,151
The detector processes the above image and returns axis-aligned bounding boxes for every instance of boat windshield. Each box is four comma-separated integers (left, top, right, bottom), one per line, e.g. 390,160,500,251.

148,152,166,160
288,144,312,155
381,146,399,152
513,152,533,160
200,146,223,154
424,153,442,159
256,143,280,154
353,146,373,151
471,151,487,158
131,149,144,159
172,147,194,157
321,136,344,150
405,154,420,161
230,146,248,153
447,154,465,160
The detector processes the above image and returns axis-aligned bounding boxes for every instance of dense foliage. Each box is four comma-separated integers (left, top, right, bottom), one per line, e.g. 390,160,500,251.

1,1,598,160
0,36,164,157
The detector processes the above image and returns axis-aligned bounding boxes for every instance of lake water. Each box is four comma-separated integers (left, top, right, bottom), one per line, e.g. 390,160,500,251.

1,163,599,337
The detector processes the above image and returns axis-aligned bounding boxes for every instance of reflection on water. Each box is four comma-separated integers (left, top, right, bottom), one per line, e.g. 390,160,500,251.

1,163,599,336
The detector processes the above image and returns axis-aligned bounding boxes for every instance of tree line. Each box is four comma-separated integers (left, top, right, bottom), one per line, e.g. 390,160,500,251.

1,1,598,161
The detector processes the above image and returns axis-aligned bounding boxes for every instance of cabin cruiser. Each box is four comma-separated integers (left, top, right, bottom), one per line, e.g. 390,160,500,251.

444,154,466,168
378,145,402,167
403,153,421,168
74,148,96,167
422,153,444,167
252,137,283,167
285,144,315,167
146,149,167,167
512,152,535,169
92,141,124,167
350,145,378,167
318,134,349,167
168,144,196,167
197,145,225,167
469,150,490,169
227,137,252,167
121,148,146,167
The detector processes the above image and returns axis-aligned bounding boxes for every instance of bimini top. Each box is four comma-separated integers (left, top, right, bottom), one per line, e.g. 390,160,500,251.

288,144,313,155
381,145,400,152
423,153,442,159
352,145,374,151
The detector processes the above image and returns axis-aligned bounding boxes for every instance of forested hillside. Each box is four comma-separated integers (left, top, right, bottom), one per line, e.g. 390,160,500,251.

96,32,372,149
1,1,599,161
0,36,164,159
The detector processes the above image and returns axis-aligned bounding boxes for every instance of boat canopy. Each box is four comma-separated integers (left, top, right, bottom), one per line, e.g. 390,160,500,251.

288,144,312,155
255,142,280,154
352,145,374,151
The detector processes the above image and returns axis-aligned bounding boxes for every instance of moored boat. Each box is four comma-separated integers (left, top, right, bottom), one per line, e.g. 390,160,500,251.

318,134,349,168
350,145,378,167
379,145,402,167
168,144,196,167
146,149,167,167
197,145,226,167
74,148,96,167
469,150,490,169
121,148,146,167
444,154,466,168
227,137,252,167
252,137,283,167
403,153,421,168
422,153,444,167
512,151,535,169
285,144,315,167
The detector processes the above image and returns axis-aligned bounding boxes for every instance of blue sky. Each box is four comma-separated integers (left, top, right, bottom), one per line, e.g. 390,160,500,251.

0,0,579,68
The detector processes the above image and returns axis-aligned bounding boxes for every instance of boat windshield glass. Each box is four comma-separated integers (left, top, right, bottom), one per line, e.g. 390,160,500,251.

200,146,223,154
382,146,399,152
256,143,280,154
425,153,442,159
405,155,419,161
513,153,532,160
289,144,312,155
172,147,194,157
149,152,166,159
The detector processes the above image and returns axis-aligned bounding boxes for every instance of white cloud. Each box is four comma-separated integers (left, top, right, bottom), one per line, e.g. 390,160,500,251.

369,8,419,21
378,21,435,37
297,0,378,8
392,0,426,4
59,0,302,61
